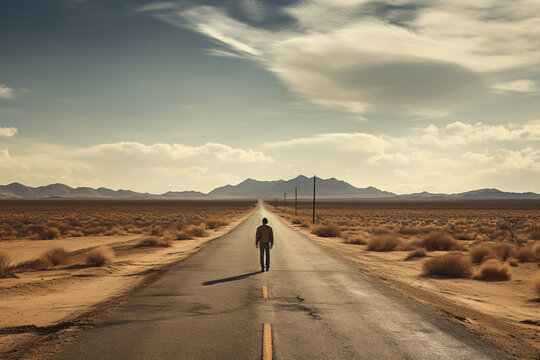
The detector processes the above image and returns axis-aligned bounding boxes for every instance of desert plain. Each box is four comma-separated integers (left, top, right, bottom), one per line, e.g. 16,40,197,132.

0,200,257,358
268,199,540,358
0,199,539,359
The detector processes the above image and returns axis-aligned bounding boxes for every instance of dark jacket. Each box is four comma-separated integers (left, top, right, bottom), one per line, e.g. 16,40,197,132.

256,224,274,245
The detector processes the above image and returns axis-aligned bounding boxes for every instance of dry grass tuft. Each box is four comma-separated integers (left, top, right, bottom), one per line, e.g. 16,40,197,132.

205,218,229,229
86,247,115,266
346,235,368,245
423,253,473,278
493,243,515,261
177,223,208,239
469,244,496,263
34,247,70,269
534,271,540,297
404,248,427,260
421,232,460,251
515,244,539,263
367,234,401,251
42,227,60,240
136,236,172,248
473,259,511,280
312,224,341,238
45,247,70,266
0,252,12,277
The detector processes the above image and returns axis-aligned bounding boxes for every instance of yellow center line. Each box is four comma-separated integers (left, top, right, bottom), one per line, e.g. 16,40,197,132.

262,285,269,299
263,323,272,360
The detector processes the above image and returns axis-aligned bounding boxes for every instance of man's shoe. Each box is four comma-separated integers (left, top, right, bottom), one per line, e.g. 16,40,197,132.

261,268,265,272
266,267,270,271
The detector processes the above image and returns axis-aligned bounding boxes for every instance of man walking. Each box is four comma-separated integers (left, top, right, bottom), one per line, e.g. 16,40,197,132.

256,217,274,272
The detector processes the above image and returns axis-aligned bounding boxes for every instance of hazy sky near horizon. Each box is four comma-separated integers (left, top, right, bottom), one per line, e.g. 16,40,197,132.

1,0,539,194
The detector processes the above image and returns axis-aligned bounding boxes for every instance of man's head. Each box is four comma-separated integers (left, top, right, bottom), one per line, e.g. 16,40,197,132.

262,218,268,224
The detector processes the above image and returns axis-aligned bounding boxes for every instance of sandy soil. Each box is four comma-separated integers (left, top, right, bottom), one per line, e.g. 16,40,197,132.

0,208,255,359
271,210,540,360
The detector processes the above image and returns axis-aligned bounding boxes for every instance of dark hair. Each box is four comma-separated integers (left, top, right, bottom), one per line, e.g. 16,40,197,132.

262,218,268,224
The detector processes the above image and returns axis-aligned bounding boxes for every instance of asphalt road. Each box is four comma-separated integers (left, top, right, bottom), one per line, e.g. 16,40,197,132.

56,203,507,359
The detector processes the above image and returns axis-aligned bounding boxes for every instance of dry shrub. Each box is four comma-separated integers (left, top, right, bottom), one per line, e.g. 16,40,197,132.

205,218,228,229
469,244,496,263
515,244,539,263
493,243,515,261
404,248,427,260
86,247,115,266
136,236,172,248
372,226,393,236
312,224,341,238
423,253,473,278
534,272,540,297
398,226,421,236
150,226,163,236
67,230,84,237
104,226,127,236
346,235,368,245
42,227,60,240
292,218,302,225
0,252,12,277
367,234,401,251
473,259,511,280
421,232,459,251
178,223,208,239
36,247,69,268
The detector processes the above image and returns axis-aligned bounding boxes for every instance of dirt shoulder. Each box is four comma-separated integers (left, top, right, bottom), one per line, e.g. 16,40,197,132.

0,207,256,359
269,207,540,360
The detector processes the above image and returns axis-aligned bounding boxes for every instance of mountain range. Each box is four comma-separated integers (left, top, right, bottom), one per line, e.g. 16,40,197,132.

0,175,539,200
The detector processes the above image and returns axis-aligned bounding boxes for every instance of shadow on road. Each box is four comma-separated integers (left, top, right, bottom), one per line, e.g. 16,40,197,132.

202,271,261,286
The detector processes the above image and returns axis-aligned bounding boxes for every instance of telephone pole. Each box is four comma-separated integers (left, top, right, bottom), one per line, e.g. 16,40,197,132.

283,193,286,212
312,175,316,224
295,187,298,216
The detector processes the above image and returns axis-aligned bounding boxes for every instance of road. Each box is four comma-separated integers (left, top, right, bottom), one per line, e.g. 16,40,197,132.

56,203,507,359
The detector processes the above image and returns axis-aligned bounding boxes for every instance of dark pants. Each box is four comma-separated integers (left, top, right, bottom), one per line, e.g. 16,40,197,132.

259,243,270,270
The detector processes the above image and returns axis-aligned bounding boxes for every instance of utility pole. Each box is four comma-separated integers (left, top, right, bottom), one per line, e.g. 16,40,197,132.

295,187,298,216
284,193,286,212
312,175,316,224
276,197,279,209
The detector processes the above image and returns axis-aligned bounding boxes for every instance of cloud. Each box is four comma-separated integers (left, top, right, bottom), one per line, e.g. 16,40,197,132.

0,141,274,192
492,79,539,93
136,2,178,12
264,121,540,152
0,84,15,100
0,127,17,137
144,1,540,117
263,132,396,153
77,141,273,164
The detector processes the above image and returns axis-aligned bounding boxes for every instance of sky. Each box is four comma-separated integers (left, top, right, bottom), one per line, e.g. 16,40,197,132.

0,0,539,194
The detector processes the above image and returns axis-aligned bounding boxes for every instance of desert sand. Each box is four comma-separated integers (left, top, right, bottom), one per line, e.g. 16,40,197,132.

270,205,540,359
0,207,255,358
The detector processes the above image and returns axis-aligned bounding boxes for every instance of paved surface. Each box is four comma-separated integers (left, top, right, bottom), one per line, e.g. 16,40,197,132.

57,203,508,359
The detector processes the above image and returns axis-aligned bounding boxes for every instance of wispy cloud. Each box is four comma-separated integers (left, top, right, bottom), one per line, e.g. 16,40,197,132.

77,141,273,164
0,127,17,137
492,79,539,94
0,84,15,100
263,121,540,151
141,0,540,117
136,2,178,12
